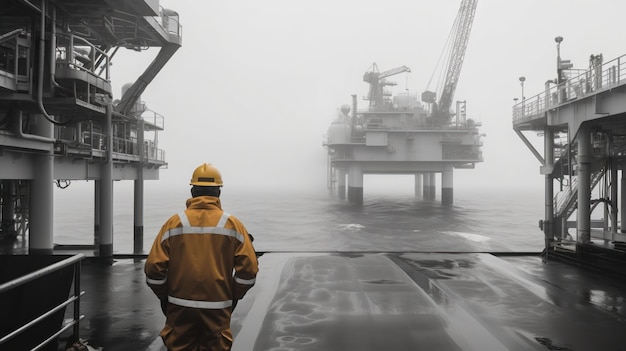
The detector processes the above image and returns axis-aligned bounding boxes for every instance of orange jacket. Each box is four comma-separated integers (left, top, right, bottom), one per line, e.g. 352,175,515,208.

145,196,258,309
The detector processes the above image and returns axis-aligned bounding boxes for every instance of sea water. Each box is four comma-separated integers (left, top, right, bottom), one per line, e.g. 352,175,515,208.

51,182,546,254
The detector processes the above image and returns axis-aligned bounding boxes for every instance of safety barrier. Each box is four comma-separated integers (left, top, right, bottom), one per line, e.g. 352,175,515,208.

513,53,626,125
0,254,84,351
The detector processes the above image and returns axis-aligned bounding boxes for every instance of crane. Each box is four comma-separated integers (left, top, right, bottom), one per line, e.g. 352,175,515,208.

363,63,411,109
423,0,478,126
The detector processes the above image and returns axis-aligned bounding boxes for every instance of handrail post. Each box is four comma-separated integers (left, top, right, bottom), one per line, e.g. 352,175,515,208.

73,260,81,338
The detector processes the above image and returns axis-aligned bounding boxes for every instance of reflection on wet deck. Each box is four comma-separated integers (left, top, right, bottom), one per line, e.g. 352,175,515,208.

69,252,626,351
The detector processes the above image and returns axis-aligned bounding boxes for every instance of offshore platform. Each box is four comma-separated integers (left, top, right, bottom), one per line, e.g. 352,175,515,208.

514,36,626,274
0,0,181,258
324,0,483,205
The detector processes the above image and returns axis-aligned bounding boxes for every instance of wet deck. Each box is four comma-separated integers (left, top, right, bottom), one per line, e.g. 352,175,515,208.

58,252,626,351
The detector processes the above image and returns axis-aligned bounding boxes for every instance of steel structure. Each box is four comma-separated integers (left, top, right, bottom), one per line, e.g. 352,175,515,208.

363,63,411,110
0,0,181,257
513,43,626,273
422,0,478,126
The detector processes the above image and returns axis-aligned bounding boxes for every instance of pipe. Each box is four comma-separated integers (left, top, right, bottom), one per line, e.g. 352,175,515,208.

37,0,62,125
19,0,40,12
49,5,64,92
14,110,54,143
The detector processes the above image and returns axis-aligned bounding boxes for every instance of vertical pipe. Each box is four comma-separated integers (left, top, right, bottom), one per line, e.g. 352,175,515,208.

442,165,453,205
347,165,363,205
577,126,591,244
134,119,145,254
99,104,114,259
337,169,346,200
429,173,437,200
29,115,54,254
414,173,422,198
544,128,554,249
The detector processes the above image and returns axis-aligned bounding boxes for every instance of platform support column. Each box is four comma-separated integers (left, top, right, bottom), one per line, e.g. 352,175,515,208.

99,104,114,259
134,119,145,254
610,157,618,235
133,180,144,253
94,181,100,249
544,128,554,247
621,169,626,233
577,126,591,244
422,174,430,200
429,173,437,200
337,169,346,200
414,173,422,198
29,114,54,254
347,165,363,205
442,166,453,205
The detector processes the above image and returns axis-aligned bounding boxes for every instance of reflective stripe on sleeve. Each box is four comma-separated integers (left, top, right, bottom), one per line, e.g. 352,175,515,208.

168,296,232,309
162,226,244,243
146,277,167,285
234,276,256,285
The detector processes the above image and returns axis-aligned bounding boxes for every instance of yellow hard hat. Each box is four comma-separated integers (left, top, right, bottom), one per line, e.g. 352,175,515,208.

190,163,223,186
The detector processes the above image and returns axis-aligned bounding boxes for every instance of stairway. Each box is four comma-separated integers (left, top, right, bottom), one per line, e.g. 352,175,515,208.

554,158,606,220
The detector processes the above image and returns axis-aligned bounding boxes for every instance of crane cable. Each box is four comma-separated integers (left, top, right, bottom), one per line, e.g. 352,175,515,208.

425,6,462,99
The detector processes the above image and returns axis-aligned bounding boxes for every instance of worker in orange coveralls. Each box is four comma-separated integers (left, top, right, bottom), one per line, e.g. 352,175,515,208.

145,163,259,350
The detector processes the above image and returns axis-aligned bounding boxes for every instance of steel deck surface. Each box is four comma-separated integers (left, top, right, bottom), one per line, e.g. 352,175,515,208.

63,253,626,351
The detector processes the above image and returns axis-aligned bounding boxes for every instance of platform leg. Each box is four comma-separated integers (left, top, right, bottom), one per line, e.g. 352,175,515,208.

29,114,54,254
414,173,422,198
348,165,363,205
429,173,436,201
442,166,453,205
577,127,591,244
337,169,346,200
99,105,114,259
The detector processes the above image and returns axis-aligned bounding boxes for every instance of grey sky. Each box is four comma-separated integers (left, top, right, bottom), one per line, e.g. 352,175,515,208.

107,0,626,193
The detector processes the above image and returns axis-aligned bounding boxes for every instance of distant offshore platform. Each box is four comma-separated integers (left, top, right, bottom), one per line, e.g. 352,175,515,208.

324,0,484,205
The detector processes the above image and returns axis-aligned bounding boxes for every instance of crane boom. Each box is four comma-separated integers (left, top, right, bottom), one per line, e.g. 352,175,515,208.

363,63,411,109
430,0,478,125
378,65,411,79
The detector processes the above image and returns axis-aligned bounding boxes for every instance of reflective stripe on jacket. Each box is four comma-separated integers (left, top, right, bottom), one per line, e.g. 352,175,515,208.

144,196,258,309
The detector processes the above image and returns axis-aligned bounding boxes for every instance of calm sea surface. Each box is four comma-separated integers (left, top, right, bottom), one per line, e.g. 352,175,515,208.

51,182,546,254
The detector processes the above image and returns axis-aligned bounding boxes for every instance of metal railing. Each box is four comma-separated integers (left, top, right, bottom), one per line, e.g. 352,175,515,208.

554,164,606,219
0,254,84,351
142,108,165,130
55,33,110,82
513,54,626,125
82,132,166,162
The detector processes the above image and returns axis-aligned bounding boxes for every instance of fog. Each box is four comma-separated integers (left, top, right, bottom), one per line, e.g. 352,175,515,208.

107,0,626,194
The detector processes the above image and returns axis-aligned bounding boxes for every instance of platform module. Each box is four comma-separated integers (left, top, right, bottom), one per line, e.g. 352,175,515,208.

513,37,626,273
324,0,483,205
0,0,181,257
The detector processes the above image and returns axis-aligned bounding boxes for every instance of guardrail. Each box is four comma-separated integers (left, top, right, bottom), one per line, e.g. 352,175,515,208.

55,33,110,81
142,108,165,130
513,53,626,125
0,254,85,350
